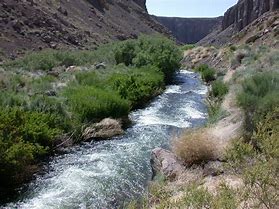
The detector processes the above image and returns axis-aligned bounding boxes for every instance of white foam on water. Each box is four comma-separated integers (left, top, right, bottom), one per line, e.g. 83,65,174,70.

181,102,207,119
165,85,181,94
180,70,194,74
193,86,208,95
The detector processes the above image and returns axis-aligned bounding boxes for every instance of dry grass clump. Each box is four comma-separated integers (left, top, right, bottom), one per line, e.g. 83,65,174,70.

172,128,217,166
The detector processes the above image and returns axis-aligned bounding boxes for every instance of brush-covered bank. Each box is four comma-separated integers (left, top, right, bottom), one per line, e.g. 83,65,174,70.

126,41,279,208
0,35,182,202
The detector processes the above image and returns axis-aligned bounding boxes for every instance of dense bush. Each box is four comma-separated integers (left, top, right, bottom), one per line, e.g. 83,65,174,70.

237,72,279,133
109,66,164,108
195,64,216,83
64,86,130,123
211,80,229,99
0,108,63,181
114,35,182,82
114,40,137,66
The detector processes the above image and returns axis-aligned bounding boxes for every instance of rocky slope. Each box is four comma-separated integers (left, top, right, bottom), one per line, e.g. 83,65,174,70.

199,0,279,46
153,16,222,44
0,0,168,59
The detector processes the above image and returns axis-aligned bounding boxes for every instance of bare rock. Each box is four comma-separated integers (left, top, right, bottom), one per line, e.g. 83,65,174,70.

82,118,124,141
151,148,185,181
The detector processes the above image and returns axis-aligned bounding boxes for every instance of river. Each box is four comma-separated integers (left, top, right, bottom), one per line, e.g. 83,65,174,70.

4,70,207,209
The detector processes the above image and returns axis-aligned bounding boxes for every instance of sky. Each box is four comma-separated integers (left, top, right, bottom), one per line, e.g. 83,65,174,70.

146,0,238,18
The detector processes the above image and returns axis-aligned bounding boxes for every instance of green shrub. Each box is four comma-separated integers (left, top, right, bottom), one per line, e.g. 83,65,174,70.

195,64,216,83
109,66,164,108
64,86,130,123
201,68,215,83
195,64,209,73
237,72,279,133
114,40,137,66
114,35,182,82
0,108,64,181
225,108,279,208
180,184,213,208
229,45,237,52
211,80,229,99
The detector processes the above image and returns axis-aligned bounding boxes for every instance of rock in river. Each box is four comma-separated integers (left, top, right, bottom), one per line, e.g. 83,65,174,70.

151,148,185,181
82,118,124,141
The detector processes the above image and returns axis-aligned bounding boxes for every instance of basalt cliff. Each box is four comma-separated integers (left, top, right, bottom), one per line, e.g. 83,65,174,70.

153,16,222,44
199,0,279,46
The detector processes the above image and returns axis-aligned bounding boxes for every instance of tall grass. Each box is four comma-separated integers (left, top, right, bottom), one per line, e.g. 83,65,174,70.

3,45,116,71
63,86,130,123
172,128,216,165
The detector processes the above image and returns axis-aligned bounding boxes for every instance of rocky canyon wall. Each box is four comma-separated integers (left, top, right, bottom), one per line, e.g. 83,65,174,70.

222,0,279,31
153,16,222,44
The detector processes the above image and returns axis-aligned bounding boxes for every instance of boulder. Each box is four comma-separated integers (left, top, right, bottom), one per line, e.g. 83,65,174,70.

151,148,185,181
82,118,124,141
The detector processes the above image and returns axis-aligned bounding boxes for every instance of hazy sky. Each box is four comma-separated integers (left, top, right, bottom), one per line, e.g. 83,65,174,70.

146,0,238,17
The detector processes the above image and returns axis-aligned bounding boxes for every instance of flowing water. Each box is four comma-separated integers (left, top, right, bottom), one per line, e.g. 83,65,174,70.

4,70,207,209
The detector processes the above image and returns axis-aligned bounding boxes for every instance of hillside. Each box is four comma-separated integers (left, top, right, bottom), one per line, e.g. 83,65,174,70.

0,0,168,60
199,0,279,46
152,16,222,44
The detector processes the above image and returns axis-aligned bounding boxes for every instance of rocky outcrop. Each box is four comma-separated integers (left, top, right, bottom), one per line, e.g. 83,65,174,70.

199,0,279,46
82,118,124,141
133,0,147,10
0,0,168,59
153,16,222,44
222,0,279,31
151,148,185,180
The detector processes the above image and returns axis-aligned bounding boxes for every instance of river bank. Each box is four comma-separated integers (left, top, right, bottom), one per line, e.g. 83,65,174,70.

139,43,279,209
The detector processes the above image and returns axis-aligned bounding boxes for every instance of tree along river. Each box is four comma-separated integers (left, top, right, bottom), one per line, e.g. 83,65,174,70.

5,70,208,209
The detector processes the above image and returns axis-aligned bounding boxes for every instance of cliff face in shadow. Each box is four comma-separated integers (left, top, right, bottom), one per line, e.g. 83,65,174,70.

152,16,222,44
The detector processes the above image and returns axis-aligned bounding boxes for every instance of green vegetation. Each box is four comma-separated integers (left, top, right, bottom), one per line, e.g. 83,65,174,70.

0,107,64,183
181,44,195,51
195,64,216,83
64,86,130,123
237,72,279,134
211,80,229,99
3,46,116,71
114,35,182,82
225,107,279,209
0,35,182,189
